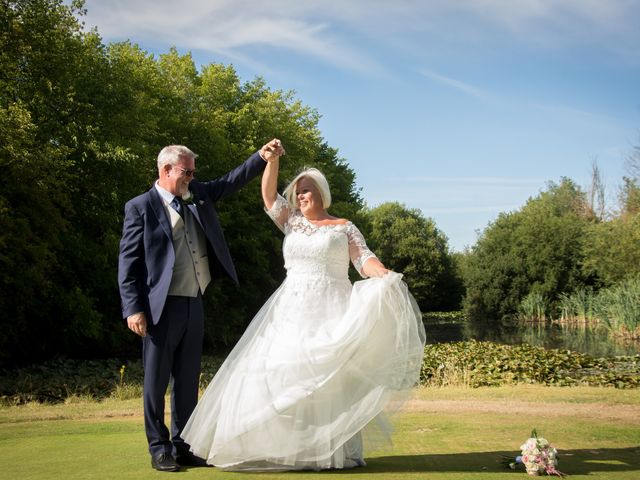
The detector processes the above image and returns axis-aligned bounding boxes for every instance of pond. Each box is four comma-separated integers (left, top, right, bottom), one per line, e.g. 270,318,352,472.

424,315,640,358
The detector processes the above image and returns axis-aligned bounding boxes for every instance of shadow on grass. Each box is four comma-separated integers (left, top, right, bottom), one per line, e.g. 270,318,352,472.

344,447,640,475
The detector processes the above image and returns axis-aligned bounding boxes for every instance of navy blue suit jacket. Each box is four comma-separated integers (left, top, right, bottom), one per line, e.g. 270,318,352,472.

117,151,266,325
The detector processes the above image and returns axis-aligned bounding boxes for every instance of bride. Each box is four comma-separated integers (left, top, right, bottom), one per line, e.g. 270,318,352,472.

181,140,426,470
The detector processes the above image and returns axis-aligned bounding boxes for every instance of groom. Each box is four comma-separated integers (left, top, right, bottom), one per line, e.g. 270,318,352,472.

118,139,284,472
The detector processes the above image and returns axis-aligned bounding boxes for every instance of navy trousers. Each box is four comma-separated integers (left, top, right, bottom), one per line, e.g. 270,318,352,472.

142,294,204,457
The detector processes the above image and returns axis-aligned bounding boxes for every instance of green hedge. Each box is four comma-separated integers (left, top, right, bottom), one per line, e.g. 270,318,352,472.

1,341,638,405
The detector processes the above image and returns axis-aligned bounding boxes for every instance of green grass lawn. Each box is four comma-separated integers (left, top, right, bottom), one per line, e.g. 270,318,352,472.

1,385,638,479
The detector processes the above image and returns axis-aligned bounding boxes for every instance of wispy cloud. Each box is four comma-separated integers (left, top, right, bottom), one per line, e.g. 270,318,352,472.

82,0,383,74
418,69,490,100
364,178,540,216
82,0,640,76
528,100,623,127
405,176,544,186
451,0,627,31
420,205,522,214
417,0,640,60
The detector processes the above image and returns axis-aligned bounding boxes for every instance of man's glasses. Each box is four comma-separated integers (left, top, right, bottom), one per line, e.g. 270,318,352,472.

175,166,196,177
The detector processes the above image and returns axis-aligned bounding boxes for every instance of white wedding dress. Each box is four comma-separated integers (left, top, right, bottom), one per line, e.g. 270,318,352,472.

182,194,426,470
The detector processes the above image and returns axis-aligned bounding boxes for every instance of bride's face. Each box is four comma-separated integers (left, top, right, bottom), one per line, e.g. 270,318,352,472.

295,177,323,215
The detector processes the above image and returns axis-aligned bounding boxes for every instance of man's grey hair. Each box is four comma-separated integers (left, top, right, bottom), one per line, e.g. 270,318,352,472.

157,145,198,170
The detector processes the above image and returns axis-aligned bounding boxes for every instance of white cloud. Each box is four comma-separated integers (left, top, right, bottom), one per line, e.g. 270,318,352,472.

363,178,539,214
404,176,544,186
81,0,383,74
418,69,490,100
81,0,640,75
528,100,623,129
424,0,638,49
419,205,521,214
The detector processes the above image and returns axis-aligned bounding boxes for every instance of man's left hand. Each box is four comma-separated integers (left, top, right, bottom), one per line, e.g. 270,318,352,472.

260,138,286,162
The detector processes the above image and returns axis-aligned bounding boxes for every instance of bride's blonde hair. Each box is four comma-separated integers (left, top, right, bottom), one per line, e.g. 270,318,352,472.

283,167,332,210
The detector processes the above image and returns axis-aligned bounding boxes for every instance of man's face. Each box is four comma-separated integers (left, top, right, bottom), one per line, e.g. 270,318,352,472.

164,155,195,196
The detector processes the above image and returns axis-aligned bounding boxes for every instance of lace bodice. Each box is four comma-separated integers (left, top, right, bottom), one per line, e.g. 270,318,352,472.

266,194,376,278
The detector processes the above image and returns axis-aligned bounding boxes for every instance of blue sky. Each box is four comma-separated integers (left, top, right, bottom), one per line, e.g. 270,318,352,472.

80,0,640,251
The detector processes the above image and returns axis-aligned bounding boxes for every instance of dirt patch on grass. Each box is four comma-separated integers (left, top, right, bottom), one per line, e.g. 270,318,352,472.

3,390,639,425
403,399,640,424
99,395,640,425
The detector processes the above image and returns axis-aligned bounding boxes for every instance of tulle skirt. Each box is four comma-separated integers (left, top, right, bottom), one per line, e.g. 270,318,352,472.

182,271,425,470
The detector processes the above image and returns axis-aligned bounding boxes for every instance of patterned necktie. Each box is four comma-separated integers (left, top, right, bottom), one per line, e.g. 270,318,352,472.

170,197,183,218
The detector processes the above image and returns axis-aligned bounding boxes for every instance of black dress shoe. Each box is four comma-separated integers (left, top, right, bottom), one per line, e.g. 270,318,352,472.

176,451,210,467
151,453,180,472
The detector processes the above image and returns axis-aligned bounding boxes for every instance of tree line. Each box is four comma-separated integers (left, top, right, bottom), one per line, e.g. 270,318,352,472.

0,0,462,367
1,0,637,368
461,161,640,337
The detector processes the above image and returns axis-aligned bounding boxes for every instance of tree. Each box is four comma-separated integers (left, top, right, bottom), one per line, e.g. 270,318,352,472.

463,178,593,321
0,0,120,365
0,0,364,366
582,137,640,285
587,158,606,220
365,202,463,311
582,215,640,286
619,137,640,216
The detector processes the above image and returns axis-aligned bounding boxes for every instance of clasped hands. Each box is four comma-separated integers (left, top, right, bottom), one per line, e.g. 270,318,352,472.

260,138,286,162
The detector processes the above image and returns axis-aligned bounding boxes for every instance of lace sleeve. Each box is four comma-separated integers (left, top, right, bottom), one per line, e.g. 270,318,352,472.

346,223,377,278
265,193,291,233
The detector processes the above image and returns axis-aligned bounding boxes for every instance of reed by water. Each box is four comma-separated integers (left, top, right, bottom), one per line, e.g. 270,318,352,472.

518,277,640,342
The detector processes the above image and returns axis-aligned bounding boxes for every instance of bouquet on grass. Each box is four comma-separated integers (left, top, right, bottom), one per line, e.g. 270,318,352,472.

502,429,566,476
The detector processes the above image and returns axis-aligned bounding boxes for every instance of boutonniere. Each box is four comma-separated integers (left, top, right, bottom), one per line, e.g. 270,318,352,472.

182,192,200,206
